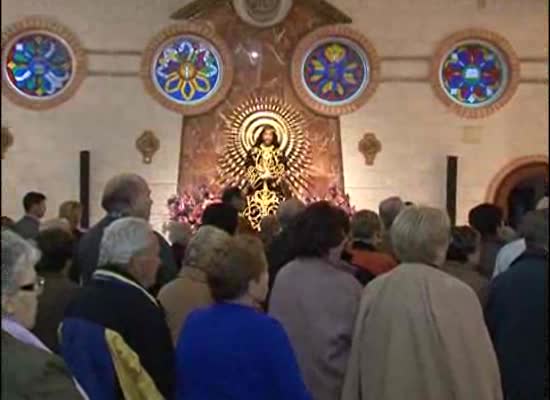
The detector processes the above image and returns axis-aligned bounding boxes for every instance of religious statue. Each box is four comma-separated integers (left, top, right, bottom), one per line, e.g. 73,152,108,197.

245,126,287,197
242,126,288,226
218,96,311,230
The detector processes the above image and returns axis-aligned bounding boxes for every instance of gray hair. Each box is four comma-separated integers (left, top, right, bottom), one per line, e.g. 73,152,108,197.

391,206,451,266
379,196,404,230
519,209,548,247
98,217,154,268
536,196,548,210
101,173,148,214
165,221,192,246
183,225,232,274
276,198,305,229
1,230,41,297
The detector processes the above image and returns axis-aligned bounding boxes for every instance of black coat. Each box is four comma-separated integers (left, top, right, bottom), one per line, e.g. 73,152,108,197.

61,265,175,399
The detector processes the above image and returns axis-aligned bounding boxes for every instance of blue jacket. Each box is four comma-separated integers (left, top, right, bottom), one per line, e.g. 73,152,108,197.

176,303,311,400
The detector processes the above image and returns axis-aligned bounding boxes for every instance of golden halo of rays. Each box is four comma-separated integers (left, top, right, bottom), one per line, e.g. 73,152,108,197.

218,96,313,196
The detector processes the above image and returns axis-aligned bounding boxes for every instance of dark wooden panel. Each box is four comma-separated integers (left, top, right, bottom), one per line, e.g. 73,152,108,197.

446,156,458,226
79,151,90,229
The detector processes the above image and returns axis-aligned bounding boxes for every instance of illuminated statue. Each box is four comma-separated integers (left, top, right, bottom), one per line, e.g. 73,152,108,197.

218,97,311,230
242,126,288,227
245,126,286,197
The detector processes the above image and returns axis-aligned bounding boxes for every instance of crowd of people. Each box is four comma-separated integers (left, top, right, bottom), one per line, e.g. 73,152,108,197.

1,172,547,400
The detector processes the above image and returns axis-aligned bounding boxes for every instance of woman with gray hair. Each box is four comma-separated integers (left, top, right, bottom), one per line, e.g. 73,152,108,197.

342,206,503,400
158,225,232,344
1,230,85,399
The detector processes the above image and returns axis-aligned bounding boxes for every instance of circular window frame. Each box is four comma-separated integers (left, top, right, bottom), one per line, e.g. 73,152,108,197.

141,23,234,116
1,16,87,111
431,29,520,119
291,24,380,117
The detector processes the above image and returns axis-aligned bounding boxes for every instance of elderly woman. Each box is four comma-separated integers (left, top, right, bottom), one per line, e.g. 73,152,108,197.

269,201,362,400
176,235,311,400
441,226,489,306
341,206,502,400
158,225,232,344
1,230,84,399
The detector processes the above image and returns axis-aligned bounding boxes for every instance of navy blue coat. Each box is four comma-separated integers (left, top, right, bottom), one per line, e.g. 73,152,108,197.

485,247,548,400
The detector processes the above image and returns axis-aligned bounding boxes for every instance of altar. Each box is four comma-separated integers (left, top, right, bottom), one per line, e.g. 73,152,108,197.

138,0,380,229
2,0,546,229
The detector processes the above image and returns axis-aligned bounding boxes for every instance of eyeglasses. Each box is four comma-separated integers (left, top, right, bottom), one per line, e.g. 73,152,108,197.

19,276,45,294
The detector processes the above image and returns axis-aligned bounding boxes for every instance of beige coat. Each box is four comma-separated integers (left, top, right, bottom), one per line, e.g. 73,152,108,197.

158,268,213,345
440,260,489,307
341,263,502,400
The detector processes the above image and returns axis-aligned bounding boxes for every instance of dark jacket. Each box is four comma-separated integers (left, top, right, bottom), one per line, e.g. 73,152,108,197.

478,237,506,279
72,214,177,294
485,246,547,400
1,331,83,400
32,272,80,353
60,265,175,399
267,227,296,291
11,215,40,240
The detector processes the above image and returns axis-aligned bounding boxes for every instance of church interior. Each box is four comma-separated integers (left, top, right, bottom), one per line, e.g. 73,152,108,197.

2,0,547,231
1,1,548,399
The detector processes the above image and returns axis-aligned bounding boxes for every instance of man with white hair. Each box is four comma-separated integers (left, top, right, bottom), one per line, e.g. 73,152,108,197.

60,217,175,399
72,173,176,293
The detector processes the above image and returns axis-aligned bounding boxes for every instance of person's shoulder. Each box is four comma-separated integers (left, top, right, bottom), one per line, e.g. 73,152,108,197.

249,312,291,342
391,263,474,290
157,275,192,303
2,331,60,374
77,217,110,245
182,305,217,329
500,251,547,281
153,230,170,247
274,258,302,279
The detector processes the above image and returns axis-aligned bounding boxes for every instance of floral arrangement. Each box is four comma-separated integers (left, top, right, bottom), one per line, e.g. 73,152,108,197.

167,184,355,229
166,184,221,229
303,185,356,215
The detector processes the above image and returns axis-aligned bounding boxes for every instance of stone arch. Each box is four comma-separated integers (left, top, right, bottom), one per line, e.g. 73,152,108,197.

485,155,549,218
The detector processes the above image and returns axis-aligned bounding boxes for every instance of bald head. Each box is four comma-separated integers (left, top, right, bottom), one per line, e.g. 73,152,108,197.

101,174,152,220
276,198,306,229
379,196,404,230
